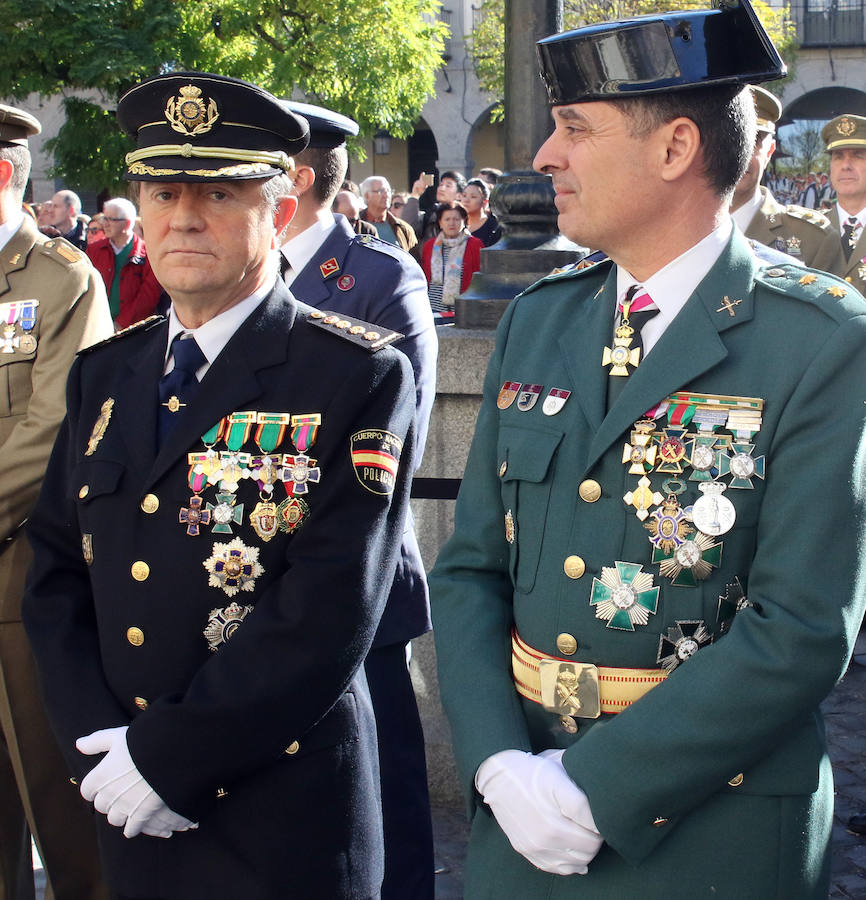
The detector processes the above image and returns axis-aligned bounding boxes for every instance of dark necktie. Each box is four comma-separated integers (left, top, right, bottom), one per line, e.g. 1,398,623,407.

158,334,206,445
606,286,660,411
843,216,860,261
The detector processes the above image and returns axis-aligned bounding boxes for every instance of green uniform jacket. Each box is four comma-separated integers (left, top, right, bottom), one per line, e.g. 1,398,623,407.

744,186,840,271
430,229,866,899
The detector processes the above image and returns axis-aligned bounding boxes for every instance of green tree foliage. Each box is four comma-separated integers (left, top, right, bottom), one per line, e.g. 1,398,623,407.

469,0,799,122
0,0,447,187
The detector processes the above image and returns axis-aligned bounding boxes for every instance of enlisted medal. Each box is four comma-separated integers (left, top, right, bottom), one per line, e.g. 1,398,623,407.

207,492,244,534
204,601,254,651
654,427,688,474
179,495,211,536
644,489,693,555
249,500,280,542
17,333,36,353
276,496,309,533
622,420,657,474
623,475,663,521
282,453,321,495
542,388,570,416
657,621,712,672
1,325,19,353
203,538,263,597
589,562,659,631
691,482,736,537
497,381,521,409
290,413,321,453
17,300,38,353
718,442,765,489
517,384,543,411
85,398,115,456
653,532,722,586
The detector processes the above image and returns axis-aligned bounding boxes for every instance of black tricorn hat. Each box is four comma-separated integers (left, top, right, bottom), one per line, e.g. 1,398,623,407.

281,100,359,150
536,0,785,106
117,72,309,181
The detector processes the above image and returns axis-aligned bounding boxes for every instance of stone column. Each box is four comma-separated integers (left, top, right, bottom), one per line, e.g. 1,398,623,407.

455,0,585,330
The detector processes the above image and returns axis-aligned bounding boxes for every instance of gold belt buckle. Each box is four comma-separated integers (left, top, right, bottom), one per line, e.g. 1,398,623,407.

538,658,601,719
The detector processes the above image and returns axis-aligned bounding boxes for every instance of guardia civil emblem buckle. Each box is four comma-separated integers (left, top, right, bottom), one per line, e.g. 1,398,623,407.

165,84,219,136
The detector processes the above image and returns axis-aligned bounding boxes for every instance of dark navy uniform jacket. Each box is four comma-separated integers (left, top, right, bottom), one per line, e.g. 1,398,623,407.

23,280,416,900
286,214,438,647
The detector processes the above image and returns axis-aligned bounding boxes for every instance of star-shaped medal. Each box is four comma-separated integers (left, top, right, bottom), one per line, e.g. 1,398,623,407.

589,562,659,631
203,538,263,597
657,621,712,672
653,533,722,586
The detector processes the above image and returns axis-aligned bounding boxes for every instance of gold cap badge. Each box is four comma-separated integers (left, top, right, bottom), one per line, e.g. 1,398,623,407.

166,85,219,136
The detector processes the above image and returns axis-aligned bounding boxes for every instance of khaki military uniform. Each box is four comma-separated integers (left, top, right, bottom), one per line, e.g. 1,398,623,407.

0,214,111,900
744,186,840,270
825,206,866,297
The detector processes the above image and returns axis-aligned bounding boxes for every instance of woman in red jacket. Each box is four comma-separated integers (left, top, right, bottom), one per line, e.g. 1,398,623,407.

421,201,483,321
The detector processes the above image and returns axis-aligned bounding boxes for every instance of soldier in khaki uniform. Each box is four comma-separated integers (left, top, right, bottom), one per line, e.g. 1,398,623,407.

0,104,111,899
731,85,841,269
822,113,866,295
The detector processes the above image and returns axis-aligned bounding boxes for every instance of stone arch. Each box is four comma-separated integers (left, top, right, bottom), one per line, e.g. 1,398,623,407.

780,86,866,126
463,104,505,178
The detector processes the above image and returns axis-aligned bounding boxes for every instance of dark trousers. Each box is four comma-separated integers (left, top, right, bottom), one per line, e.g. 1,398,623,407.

364,642,434,900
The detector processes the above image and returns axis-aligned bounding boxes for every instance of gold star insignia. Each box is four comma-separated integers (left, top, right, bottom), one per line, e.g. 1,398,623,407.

827,285,847,298
798,273,817,286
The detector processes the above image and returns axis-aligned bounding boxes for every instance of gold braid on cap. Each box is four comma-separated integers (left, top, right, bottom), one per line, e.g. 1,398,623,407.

125,143,296,174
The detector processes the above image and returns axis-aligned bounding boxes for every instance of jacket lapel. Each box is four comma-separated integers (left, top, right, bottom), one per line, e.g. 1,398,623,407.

583,231,756,474
558,264,617,434
0,217,38,298
144,283,298,490
291,216,354,307
844,228,866,277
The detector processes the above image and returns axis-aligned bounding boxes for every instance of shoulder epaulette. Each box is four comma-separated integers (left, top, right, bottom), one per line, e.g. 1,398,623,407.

520,252,612,297
39,237,86,266
755,264,866,316
77,315,165,355
306,309,402,351
351,233,407,262
785,204,832,230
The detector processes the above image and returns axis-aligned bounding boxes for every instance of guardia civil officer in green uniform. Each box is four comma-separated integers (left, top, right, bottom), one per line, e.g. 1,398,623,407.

0,104,111,900
822,113,866,296
430,3,866,897
22,73,416,900
731,85,841,270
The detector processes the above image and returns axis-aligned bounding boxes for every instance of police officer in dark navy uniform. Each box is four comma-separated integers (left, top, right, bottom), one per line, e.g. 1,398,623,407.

280,101,437,900
22,72,416,900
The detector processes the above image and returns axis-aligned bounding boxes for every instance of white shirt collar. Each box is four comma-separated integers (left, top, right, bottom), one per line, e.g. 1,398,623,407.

280,213,337,286
0,210,25,254
836,203,866,229
164,279,274,377
730,186,763,233
615,218,732,356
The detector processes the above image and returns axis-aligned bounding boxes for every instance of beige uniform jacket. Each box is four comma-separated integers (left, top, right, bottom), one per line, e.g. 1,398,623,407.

745,186,841,271
0,215,110,618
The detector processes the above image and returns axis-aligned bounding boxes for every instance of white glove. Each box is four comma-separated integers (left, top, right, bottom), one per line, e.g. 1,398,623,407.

475,749,603,875
77,726,198,839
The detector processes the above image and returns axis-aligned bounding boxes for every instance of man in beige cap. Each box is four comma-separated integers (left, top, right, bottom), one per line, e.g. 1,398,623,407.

731,85,840,268
823,113,866,293
0,103,111,899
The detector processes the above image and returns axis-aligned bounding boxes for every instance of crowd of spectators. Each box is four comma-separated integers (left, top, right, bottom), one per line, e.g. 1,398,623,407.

765,170,835,210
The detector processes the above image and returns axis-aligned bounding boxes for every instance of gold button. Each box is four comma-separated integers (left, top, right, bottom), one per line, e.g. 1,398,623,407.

78,485,90,499
559,715,578,734
141,494,159,514
126,627,145,646
846,276,853,283
563,555,586,579
285,740,300,755
728,773,744,787
499,460,507,478
131,561,150,581
578,479,601,502
556,633,578,655
652,817,669,827
216,787,228,799
134,696,149,710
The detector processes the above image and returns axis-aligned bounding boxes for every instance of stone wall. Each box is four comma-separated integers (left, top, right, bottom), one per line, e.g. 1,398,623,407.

410,325,496,806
